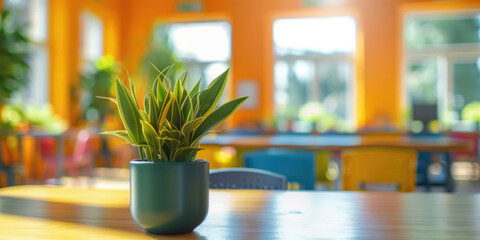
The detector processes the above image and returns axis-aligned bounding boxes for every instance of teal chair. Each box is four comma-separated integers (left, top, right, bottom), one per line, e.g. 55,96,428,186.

243,148,316,190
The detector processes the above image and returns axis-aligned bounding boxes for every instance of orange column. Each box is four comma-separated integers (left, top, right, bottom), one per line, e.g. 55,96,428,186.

360,0,400,128
102,0,121,59
49,0,80,125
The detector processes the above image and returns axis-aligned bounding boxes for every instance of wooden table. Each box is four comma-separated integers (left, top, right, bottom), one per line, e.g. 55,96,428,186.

1,185,479,239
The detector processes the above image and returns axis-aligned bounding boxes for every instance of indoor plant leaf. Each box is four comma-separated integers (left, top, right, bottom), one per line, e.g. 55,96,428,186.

189,78,201,97
173,147,203,162
196,68,229,117
141,120,160,161
101,130,133,144
193,96,248,141
115,77,144,144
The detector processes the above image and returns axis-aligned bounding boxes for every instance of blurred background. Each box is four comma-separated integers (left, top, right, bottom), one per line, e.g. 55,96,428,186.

0,0,480,191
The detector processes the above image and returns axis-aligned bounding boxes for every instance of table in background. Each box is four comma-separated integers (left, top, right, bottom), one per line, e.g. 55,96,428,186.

201,134,469,192
0,185,479,239
200,134,468,151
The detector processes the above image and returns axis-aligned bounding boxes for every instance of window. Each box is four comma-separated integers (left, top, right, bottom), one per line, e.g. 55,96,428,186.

154,21,231,91
80,11,103,64
404,11,480,132
273,16,356,133
5,0,49,105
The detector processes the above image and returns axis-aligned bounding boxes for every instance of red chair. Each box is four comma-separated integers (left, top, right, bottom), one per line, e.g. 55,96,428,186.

39,130,95,182
449,132,479,162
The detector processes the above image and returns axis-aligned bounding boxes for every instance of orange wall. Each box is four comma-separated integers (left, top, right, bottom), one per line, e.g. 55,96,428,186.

48,0,121,125
49,0,79,125
32,0,480,129
118,0,410,129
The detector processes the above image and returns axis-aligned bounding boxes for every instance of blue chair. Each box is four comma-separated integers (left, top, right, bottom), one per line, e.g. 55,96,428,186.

410,133,448,191
209,168,287,190
243,148,316,190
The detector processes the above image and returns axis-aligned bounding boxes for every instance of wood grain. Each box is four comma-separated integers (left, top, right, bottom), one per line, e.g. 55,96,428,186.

1,186,480,239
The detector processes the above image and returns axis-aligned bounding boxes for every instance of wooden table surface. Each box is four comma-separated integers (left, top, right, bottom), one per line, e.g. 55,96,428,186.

1,186,479,239
200,134,469,151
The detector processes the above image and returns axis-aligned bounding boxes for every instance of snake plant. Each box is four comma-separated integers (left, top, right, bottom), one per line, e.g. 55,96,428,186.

103,66,248,162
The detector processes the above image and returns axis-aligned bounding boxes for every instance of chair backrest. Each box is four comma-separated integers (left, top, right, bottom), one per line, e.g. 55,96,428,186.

72,129,95,164
209,167,287,190
38,137,56,159
243,148,316,190
449,131,479,159
341,148,417,192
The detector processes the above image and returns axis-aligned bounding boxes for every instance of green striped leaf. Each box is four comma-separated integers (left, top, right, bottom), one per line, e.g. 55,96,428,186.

179,72,188,87
128,75,139,108
196,68,229,117
189,78,201,97
155,65,173,103
173,78,183,104
193,96,248,141
167,97,183,130
101,130,133,144
181,93,193,122
152,75,159,97
181,117,204,145
141,120,160,161
115,77,144,144
173,147,203,162
139,110,148,121
143,92,150,115
148,90,160,130
96,96,117,105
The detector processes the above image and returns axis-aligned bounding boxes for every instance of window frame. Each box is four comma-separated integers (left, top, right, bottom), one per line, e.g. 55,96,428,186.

269,10,360,132
4,0,50,105
401,8,480,130
79,10,104,65
151,15,232,97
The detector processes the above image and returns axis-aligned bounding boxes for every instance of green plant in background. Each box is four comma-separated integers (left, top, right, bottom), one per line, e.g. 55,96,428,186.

1,101,67,134
103,66,248,162
0,10,30,101
299,102,326,123
80,55,117,124
298,101,351,132
462,101,480,124
141,25,182,87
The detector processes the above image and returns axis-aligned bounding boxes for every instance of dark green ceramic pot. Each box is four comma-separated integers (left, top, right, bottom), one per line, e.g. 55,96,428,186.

130,159,209,234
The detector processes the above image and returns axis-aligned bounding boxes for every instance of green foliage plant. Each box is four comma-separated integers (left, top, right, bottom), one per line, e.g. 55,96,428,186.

141,25,182,87
103,65,248,162
80,55,117,123
0,10,30,101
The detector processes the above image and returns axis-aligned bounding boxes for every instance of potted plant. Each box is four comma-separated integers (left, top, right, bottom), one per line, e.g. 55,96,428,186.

103,65,247,234
79,55,118,166
80,55,117,126
0,10,30,114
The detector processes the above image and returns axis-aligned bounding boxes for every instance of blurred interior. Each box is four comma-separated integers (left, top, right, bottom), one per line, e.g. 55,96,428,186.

1,0,480,192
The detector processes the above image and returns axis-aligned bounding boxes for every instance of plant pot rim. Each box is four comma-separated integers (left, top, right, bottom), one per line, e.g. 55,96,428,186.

130,159,208,165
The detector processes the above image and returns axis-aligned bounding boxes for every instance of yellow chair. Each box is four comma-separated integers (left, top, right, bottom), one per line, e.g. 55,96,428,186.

341,148,417,192
196,146,238,169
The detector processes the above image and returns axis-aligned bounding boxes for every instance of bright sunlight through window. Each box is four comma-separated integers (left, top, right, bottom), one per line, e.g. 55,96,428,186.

273,16,356,133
